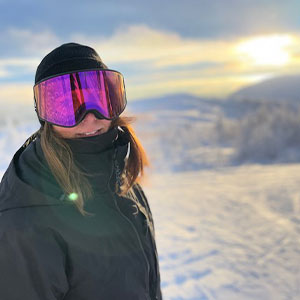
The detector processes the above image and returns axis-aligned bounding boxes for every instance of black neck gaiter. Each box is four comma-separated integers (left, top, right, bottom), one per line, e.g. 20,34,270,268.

17,127,129,200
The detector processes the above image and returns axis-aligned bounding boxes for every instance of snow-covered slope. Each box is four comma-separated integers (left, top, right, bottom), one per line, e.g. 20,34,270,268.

1,93,300,299
145,165,300,300
128,93,300,169
127,94,231,172
230,74,300,104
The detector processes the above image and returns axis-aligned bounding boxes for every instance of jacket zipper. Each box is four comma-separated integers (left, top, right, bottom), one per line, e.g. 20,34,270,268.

135,184,160,299
107,146,151,291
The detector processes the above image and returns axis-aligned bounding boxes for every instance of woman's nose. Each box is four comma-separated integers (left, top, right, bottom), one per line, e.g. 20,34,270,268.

81,112,97,123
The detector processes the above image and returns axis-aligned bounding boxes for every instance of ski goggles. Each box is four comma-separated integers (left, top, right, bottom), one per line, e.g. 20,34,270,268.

33,68,127,127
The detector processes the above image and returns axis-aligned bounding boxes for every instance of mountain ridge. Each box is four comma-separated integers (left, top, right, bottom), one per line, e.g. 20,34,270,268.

229,74,300,103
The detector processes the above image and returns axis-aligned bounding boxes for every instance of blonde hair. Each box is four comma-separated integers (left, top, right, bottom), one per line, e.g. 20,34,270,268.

35,116,149,216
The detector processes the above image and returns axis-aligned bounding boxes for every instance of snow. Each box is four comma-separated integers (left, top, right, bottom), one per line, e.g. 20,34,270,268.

1,94,300,299
144,166,300,299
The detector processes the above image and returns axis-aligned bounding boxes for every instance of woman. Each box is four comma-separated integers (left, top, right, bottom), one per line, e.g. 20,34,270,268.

0,42,163,300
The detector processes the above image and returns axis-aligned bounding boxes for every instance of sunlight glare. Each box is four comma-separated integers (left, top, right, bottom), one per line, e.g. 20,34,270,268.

235,34,294,66
68,193,78,201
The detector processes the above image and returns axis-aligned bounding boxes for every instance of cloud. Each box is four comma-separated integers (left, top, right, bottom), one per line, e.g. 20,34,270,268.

71,24,236,67
0,27,61,58
0,83,33,103
0,69,9,78
71,24,300,71
0,58,40,80
2,27,61,56
0,28,61,83
70,24,300,98
2,0,300,41
1,24,300,100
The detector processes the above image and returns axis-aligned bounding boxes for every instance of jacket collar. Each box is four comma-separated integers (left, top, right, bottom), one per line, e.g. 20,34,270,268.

0,127,129,213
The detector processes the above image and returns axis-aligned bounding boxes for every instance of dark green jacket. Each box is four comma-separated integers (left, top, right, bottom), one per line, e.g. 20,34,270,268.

0,127,162,300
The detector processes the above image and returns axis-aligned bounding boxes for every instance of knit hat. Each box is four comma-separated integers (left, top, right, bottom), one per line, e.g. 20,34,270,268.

35,42,107,84
34,42,108,126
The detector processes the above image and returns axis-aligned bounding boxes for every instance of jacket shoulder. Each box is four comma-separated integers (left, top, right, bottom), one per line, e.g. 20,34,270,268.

132,183,152,215
130,183,156,237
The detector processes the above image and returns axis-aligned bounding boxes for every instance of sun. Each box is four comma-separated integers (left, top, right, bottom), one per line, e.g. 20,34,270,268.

235,34,294,66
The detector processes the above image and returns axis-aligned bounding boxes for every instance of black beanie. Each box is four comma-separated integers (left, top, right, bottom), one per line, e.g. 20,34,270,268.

34,42,108,126
35,42,107,84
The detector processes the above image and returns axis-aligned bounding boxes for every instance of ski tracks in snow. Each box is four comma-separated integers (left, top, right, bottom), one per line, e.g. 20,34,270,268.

144,164,300,300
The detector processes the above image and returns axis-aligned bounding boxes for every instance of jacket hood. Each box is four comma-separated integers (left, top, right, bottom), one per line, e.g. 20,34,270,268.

0,126,129,213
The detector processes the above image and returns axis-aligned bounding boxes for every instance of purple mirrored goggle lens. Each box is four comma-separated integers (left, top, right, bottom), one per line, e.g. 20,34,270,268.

33,69,127,127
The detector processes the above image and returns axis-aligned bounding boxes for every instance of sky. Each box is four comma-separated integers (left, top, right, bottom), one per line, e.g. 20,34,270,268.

1,0,300,104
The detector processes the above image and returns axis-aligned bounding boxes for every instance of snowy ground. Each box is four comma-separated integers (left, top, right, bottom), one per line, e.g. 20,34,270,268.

1,95,300,299
144,165,300,300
